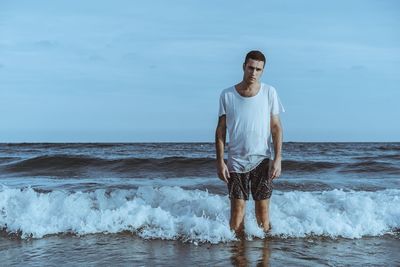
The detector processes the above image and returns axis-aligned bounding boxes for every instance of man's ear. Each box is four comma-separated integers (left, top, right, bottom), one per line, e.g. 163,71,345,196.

242,63,246,71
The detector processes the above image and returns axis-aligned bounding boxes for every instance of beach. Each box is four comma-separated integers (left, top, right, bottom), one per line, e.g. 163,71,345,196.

1,234,399,266
0,142,399,266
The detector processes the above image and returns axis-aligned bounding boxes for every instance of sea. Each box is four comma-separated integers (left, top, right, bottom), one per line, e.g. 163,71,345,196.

0,142,399,266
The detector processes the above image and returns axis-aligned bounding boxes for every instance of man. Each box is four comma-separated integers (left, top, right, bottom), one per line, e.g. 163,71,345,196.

215,50,284,237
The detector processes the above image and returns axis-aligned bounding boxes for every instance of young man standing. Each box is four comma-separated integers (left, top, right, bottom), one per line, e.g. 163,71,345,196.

215,50,284,237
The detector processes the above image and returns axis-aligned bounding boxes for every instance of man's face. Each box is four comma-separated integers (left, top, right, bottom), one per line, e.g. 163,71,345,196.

243,59,264,84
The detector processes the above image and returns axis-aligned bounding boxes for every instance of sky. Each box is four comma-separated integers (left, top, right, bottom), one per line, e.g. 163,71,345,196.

1,0,399,142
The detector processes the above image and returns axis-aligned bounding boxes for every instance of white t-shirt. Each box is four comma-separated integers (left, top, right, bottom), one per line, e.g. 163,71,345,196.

218,83,285,173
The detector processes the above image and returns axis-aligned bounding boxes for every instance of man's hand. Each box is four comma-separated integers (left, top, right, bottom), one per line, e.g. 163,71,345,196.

269,157,282,180
217,161,230,183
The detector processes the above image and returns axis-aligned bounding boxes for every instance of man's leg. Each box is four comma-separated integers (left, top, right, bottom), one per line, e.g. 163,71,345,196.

251,159,273,232
230,198,246,238
228,171,250,238
255,199,271,231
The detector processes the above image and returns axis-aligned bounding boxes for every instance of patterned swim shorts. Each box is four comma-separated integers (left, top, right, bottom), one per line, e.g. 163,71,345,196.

228,158,273,201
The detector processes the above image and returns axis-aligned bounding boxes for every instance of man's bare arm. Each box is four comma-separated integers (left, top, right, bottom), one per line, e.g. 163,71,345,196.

270,114,283,179
215,115,230,183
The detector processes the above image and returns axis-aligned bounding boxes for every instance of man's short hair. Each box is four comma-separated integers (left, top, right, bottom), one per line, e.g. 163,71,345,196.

244,50,266,67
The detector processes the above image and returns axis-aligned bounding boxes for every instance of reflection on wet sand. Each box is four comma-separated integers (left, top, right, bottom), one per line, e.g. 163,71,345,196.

1,234,399,266
257,239,271,267
230,239,248,267
230,238,271,267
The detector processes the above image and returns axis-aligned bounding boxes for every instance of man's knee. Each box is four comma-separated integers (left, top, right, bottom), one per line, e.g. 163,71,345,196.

231,199,246,212
255,199,270,209
231,199,246,214
255,199,270,216
230,199,246,230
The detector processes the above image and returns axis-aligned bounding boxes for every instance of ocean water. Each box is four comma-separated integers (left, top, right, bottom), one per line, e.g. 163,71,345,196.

0,142,399,266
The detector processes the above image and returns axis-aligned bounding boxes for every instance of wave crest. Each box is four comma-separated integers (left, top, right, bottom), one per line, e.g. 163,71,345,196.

0,186,399,242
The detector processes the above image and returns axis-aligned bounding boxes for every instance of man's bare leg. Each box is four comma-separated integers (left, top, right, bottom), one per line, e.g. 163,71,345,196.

230,199,246,238
255,199,271,231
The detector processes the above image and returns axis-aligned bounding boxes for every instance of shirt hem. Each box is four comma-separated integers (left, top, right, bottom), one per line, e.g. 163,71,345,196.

228,157,270,174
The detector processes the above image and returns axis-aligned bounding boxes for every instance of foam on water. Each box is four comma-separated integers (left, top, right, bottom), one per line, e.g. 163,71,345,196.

271,189,400,238
0,177,218,190
0,185,399,243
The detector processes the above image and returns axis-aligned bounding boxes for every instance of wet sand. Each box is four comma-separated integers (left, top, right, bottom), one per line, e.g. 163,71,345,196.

1,233,399,266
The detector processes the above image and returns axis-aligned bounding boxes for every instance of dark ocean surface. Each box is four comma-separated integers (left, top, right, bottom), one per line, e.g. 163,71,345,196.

0,142,399,266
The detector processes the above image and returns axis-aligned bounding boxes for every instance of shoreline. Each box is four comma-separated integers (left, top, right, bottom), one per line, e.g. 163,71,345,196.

1,233,399,266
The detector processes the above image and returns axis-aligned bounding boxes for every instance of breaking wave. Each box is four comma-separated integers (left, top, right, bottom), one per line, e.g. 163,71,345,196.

1,185,399,243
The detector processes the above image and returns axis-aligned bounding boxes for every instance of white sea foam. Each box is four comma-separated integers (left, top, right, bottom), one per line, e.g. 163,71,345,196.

0,177,218,190
0,185,399,242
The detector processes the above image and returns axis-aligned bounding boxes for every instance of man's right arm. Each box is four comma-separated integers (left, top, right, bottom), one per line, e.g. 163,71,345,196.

215,115,230,183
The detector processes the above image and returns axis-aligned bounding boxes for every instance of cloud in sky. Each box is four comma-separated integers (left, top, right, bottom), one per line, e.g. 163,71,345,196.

0,0,399,141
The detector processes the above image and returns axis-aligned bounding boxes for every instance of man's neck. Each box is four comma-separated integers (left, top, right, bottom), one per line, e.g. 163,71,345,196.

235,81,261,97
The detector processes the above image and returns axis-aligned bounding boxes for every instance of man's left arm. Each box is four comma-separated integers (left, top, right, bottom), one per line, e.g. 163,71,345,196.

270,114,283,179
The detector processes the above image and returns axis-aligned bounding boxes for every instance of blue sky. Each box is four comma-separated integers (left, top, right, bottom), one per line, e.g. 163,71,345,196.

1,0,399,142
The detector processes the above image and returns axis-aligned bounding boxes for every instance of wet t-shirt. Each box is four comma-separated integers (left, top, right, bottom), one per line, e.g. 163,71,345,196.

218,83,285,173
